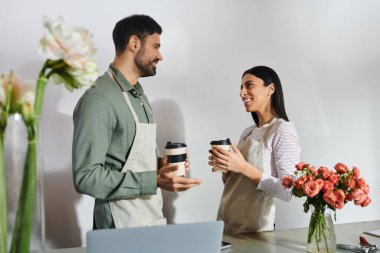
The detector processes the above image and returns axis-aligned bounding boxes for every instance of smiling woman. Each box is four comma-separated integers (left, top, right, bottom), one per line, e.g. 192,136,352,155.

241,74,274,114
209,66,301,234
240,67,288,127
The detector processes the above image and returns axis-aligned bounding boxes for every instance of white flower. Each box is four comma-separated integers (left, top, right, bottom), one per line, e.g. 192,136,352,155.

38,16,98,89
51,60,98,90
68,60,98,87
21,90,35,106
39,16,97,69
0,71,34,114
20,90,35,117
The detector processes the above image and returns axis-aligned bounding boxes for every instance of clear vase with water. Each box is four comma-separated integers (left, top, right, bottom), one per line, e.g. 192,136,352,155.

5,114,45,251
307,208,336,253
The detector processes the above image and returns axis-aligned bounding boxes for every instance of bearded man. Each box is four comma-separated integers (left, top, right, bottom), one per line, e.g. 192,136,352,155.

72,14,201,229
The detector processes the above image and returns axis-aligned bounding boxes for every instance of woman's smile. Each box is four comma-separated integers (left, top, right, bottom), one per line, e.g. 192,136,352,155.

243,97,252,105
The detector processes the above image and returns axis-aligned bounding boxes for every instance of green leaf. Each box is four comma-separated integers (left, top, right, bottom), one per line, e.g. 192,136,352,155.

55,70,76,89
304,202,310,213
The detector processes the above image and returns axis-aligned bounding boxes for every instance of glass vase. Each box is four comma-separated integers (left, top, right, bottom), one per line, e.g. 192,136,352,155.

5,114,45,251
307,209,336,253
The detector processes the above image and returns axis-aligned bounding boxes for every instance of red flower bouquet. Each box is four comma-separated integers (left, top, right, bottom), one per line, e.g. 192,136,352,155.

282,162,371,253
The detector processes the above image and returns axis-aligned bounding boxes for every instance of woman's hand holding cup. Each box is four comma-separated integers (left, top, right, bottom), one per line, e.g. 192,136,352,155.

209,139,231,173
209,142,248,175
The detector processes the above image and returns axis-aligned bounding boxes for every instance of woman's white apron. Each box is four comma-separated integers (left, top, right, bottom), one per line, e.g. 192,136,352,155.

217,120,277,233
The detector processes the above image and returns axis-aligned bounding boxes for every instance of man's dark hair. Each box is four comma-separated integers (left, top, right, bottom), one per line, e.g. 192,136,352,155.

242,66,289,125
112,14,162,55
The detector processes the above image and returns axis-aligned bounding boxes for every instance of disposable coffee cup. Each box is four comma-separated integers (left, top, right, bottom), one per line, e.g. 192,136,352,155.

165,142,187,177
210,138,231,173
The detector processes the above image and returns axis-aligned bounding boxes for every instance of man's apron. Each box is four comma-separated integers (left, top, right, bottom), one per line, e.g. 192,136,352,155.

106,69,166,228
217,119,278,234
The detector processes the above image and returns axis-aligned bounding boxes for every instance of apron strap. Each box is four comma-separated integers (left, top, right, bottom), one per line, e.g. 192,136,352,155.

106,68,140,123
106,68,124,91
262,117,279,144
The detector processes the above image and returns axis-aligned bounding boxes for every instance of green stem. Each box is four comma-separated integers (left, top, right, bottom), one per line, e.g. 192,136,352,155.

318,216,324,250
322,220,329,252
34,76,49,117
0,72,12,253
10,139,37,253
5,72,13,113
10,72,48,253
316,213,321,251
0,135,7,253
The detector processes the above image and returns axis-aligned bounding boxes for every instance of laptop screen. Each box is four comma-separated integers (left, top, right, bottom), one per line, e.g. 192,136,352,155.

87,221,224,253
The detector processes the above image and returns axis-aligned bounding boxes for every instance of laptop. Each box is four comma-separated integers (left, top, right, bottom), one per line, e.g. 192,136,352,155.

87,221,224,253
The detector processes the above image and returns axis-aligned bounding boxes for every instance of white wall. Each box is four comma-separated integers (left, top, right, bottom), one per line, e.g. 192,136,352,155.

1,0,379,248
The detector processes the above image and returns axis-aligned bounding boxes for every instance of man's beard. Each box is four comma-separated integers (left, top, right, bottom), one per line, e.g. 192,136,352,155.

135,47,157,77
